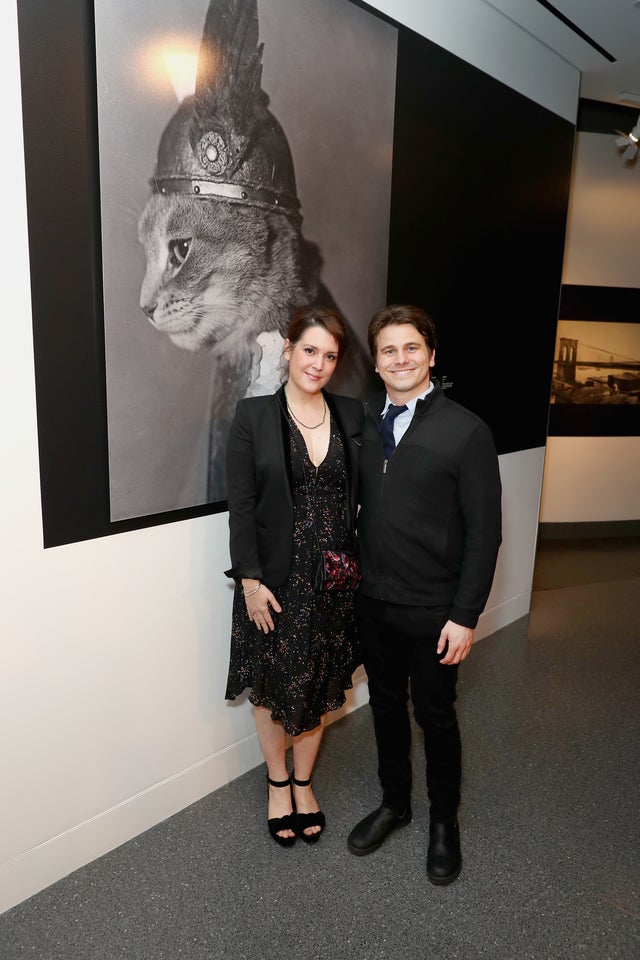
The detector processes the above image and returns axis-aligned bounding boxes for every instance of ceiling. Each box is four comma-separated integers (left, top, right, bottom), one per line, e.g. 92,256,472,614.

485,0,640,109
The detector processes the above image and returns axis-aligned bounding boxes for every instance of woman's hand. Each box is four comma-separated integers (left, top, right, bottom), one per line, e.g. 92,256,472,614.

243,581,282,633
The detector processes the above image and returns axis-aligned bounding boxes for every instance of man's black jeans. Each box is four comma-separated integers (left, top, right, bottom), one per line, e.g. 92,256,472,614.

356,594,462,822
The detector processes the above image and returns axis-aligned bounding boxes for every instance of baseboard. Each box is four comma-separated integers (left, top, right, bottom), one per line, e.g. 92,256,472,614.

0,674,370,916
475,592,532,641
538,520,640,541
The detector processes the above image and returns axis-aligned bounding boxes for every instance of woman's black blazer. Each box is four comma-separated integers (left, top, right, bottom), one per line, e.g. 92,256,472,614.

225,384,364,587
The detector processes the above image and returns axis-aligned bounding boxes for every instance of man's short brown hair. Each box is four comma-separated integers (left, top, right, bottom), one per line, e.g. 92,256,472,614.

367,304,437,359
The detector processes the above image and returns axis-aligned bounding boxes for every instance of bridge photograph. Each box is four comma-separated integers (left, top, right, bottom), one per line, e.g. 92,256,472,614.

551,319,640,405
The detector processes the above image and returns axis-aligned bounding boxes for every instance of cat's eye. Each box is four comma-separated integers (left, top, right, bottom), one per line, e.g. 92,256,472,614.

168,238,191,268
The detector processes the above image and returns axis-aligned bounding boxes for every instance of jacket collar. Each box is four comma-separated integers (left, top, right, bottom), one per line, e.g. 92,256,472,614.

367,378,442,419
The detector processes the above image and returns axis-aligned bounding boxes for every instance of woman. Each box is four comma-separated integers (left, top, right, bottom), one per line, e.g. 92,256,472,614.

224,306,363,846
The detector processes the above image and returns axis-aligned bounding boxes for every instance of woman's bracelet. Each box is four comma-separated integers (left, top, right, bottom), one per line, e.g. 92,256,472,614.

243,583,261,599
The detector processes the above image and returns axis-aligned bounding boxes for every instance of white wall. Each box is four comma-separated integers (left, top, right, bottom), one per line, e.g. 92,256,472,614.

0,0,579,913
540,130,640,524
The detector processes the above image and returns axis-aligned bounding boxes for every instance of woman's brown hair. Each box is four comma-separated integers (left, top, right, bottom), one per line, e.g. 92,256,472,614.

286,305,349,361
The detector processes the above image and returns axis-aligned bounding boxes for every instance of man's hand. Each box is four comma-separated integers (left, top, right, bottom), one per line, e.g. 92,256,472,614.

437,620,474,664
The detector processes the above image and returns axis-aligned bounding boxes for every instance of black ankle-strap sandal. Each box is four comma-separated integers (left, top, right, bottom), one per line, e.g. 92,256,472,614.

267,775,296,847
292,773,326,844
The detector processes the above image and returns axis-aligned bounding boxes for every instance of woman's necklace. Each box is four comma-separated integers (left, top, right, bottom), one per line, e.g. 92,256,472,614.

285,390,327,430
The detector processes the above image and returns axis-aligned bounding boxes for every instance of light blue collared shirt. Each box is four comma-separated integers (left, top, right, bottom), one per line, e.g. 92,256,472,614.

382,382,434,447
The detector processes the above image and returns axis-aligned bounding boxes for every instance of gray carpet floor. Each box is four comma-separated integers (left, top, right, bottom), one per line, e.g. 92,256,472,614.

2,538,639,959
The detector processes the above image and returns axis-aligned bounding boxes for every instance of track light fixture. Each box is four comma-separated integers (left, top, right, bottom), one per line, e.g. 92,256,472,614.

614,114,640,160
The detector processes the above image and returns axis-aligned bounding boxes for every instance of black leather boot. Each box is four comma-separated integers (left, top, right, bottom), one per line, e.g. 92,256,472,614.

347,803,412,856
427,817,461,885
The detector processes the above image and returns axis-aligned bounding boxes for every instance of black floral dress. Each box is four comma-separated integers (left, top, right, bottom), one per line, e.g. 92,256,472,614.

225,414,358,736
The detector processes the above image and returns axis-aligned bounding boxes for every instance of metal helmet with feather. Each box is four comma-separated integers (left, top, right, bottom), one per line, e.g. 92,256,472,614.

152,0,301,219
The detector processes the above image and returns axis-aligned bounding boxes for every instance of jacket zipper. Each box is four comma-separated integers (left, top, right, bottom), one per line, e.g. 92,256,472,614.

377,457,389,596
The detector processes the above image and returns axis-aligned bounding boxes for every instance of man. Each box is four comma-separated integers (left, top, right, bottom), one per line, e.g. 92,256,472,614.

348,304,502,884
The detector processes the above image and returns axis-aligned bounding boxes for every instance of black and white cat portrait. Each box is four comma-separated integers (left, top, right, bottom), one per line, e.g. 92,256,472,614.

95,0,396,519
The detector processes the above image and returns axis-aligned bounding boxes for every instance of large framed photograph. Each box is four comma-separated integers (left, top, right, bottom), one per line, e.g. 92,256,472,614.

17,0,395,545
549,285,640,437
18,0,575,547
